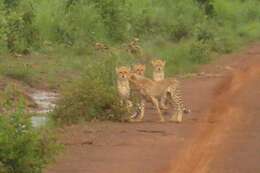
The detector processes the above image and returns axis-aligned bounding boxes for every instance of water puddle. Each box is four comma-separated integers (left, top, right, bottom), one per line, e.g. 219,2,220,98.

28,90,59,127
31,116,48,128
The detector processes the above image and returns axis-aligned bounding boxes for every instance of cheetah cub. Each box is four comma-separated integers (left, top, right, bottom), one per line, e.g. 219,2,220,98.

116,66,141,121
151,59,166,82
128,72,189,122
151,59,190,114
132,64,146,76
151,59,168,109
116,67,132,112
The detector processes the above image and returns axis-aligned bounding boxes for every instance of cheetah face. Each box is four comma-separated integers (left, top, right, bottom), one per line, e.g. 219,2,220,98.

151,59,166,72
116,66,131,79
132,64,146,76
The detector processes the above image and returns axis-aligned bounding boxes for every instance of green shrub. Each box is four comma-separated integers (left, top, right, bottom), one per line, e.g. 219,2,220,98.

209,27,241,53
196,0,214,16
53,58,127,125
58,1,107,47
33,0,64,46
1,0,260,52
194,20,215,43
0,107,60,173
164,0,205,41
162,40,209,74
188,40,210,64
126,0,156,36
128,0,205,40
90,0,129,41
0,3,8,52
0,0,37,53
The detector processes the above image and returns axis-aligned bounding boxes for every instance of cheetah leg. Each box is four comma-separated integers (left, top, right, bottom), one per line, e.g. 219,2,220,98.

130,108,138,120
169,91,183,123
126,100,133,114
151,97,165,122
136,99,145,121
160,93,169,110
126,100,133,109
126,100,138,122
173,85,191,114
120,99,124,106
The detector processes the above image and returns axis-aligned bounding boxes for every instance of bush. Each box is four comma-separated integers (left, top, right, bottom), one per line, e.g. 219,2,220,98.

53,58,127,125
0,107,60,173
58,2,106,46
0,83,36,113
32,0,64,46
1,0,260,52
0,0,37,53
196,0,214,16
53,78,126,124
161,40,210,74
0,3,8,52
188,40,210,64
164,0,205,41
90,0,129,41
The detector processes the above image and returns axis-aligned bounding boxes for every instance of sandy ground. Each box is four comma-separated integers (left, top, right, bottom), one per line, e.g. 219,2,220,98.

44,43,260,173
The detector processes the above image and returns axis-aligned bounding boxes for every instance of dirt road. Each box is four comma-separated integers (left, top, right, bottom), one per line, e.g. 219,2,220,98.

44,43,260,173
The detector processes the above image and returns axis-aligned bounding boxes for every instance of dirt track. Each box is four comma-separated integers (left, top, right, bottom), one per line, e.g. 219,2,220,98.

44,43,260,173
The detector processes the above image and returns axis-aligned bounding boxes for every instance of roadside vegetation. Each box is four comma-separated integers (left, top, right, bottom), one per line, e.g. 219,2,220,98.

1,0,260,122
0,106,60,173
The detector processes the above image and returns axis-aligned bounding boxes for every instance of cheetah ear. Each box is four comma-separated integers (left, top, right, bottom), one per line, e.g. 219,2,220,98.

126,66,131,71
162,60,166,66
115,67,119,73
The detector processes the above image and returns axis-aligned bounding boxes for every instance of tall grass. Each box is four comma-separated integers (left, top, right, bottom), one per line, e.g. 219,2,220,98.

1,0,260,52
33,0,65,44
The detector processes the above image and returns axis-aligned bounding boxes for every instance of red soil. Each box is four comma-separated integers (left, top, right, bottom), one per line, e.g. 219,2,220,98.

45,43,260,173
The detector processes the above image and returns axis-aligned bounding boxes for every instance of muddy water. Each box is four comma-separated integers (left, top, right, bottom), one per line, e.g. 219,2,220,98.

29,90,59,127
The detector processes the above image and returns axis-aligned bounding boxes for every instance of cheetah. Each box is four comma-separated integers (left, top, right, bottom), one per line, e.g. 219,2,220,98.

151,59,190,114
